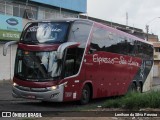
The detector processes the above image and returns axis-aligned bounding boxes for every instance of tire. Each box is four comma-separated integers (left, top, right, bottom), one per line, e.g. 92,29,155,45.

128,82,137,93
137,83,143,93
79,85,90,105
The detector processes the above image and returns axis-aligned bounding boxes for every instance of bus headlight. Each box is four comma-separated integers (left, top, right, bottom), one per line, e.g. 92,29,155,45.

51,86,57,90
47,86,57,90
13,82,18,87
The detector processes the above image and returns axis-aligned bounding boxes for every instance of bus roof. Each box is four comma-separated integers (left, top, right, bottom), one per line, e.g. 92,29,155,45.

29,18,93,24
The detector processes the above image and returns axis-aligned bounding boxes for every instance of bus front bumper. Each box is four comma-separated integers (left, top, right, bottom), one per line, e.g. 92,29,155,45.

12,83,66,102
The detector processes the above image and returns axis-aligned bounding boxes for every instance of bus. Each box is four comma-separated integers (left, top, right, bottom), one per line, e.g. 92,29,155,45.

3,18,153,104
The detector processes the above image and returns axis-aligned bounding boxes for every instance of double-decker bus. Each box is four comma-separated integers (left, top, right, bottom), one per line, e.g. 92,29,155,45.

3,18,153,104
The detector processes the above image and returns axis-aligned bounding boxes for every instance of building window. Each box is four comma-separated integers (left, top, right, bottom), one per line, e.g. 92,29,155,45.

0,1,77,20
0,1,13,16
155,48,160,52
31,7,37,19
13,4,20,17
0,2,5,14
6,4,13,15
0,1,38,19
44,9,59,19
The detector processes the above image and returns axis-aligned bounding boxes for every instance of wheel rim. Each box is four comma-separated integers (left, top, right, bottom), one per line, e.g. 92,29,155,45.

81,86,90,104
82,89,89,101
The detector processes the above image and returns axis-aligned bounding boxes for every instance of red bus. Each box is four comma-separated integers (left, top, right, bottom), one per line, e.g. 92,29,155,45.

3,19,153,104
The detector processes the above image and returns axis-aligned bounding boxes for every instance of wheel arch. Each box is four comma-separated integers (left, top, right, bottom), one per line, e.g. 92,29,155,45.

80,81,93,99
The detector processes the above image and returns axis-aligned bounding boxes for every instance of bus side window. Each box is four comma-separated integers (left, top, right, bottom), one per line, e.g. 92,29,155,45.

137,41,143,58
128,38,135,56
89,26,109,54
133,40,138,57
64,48,83,77
68,21,92,48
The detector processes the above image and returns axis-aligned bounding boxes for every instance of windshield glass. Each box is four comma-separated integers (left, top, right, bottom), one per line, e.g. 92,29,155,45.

22,22,69,43
15,49,62,80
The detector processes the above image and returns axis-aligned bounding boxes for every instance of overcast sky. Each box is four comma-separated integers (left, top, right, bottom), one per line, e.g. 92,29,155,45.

87,0,160,39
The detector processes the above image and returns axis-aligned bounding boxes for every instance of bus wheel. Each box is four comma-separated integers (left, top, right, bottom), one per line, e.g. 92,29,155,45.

80,84,90,105
137,83,143,93
129,82,137,93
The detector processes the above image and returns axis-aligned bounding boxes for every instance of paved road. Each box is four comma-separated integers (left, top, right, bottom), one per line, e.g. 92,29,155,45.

0,78,160,112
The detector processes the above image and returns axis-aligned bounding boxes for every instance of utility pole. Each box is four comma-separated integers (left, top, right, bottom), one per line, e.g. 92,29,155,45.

146,25,149,41
126,12,128,26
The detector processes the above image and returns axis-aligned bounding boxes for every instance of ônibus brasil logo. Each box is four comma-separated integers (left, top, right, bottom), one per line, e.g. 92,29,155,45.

6,18,19,26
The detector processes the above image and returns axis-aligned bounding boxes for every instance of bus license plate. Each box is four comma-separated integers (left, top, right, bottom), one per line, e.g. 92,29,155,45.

27,95,36,99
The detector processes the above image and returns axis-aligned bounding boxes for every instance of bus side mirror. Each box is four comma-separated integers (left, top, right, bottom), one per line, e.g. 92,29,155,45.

57,42,80,59
3,41,18,56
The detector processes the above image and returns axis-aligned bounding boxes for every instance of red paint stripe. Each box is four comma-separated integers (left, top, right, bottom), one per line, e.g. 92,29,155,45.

13,77,58,88
18,43,59,51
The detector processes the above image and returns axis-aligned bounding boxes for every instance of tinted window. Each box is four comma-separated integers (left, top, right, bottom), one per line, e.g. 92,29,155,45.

63,48,84,77
137,42,153,59
68,21,92,48
21,22,69,44
13,6,19,17
89,26,153,58
89,26,122,54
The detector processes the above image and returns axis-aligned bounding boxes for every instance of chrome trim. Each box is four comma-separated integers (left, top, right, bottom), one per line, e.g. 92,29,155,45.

12,83,65,102
15,85,49,92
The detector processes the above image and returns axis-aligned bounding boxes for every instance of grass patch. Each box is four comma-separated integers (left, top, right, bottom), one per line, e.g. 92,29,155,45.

102,91,160,110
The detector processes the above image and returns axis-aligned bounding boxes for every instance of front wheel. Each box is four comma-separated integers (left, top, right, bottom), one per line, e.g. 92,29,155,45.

79,85,90,105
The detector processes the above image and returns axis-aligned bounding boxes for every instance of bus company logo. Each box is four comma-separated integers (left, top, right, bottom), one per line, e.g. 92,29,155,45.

6,18,19,26
93,54,139,67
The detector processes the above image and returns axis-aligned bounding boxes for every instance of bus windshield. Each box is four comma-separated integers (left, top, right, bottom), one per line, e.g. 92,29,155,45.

21,22,69,43
15,49,62,80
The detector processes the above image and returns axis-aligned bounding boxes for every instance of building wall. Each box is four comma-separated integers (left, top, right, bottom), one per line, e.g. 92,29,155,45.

30,0,87,13
37,6,78,20
0,44,17,80
148,34,160,78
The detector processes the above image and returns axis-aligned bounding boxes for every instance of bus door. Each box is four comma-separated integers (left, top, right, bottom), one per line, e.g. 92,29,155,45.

62,47,85,101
